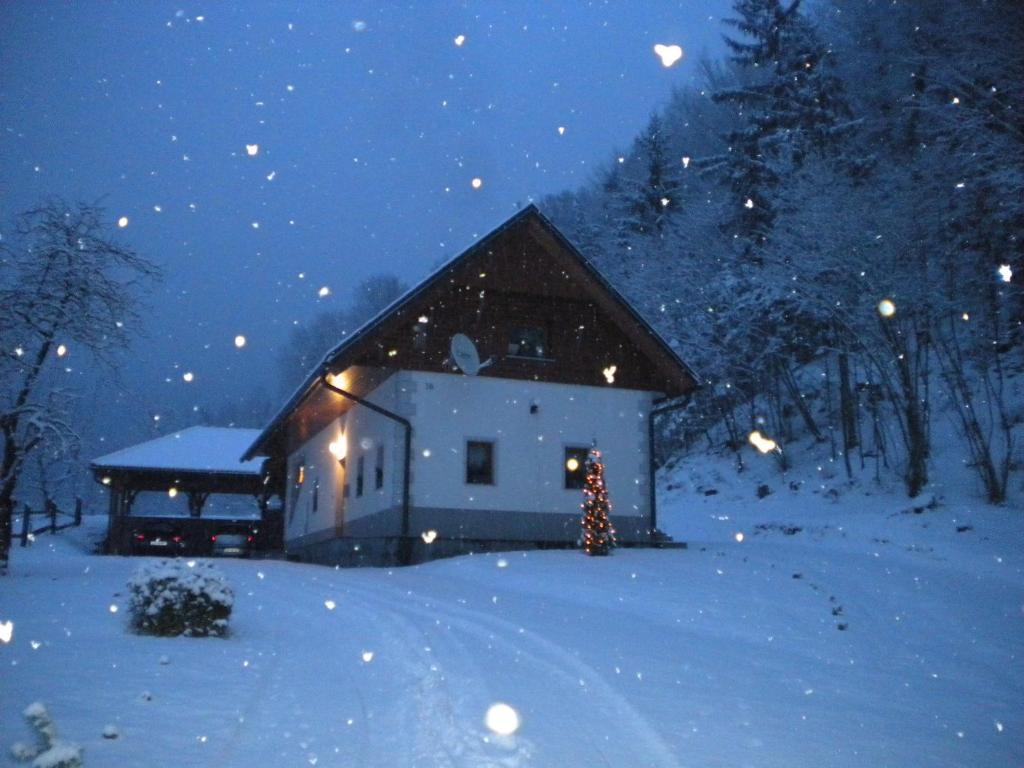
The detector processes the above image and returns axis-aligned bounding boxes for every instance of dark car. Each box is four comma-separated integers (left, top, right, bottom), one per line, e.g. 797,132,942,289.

131,523,187,555
210,532,253,558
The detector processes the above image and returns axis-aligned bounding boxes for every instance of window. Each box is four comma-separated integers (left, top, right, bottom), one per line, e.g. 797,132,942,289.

466,440,494,485
375,444,385,490
508,326,548,358
288,459,305,523
356,455,365,497
564,446,589,489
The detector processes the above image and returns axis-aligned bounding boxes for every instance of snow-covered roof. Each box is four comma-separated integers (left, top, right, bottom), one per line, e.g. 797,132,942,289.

92,426,264,475
242,204,699,460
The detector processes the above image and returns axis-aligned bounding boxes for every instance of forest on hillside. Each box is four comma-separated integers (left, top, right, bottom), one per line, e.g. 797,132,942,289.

541,0,1023,502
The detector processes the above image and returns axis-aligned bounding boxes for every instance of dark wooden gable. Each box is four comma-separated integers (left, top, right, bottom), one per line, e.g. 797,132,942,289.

340,215,692,393
245,206,697,460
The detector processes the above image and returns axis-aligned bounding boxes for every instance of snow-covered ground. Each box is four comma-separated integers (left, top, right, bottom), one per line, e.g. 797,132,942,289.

2,441,1022,767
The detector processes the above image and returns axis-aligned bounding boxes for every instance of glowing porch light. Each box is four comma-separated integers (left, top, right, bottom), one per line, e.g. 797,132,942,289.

328,437,347,462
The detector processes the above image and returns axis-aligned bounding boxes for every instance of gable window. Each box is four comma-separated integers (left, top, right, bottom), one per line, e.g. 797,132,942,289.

508,326,548,359
466,440,494,485
356,455,365,497
564,446,590,489
375,444,385,490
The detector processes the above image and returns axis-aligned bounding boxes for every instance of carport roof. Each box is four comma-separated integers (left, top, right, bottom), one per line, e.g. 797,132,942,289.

92,426,263,476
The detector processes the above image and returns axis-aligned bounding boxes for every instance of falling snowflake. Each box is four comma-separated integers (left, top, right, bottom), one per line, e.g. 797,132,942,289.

234,335,247,348
998,264,1012,283
454,34,466,46
56,344,67,357
748,431,778,454
484,703,521,736
361,650,374,663
182,372,194,383
318,286,331,298
324,600,336,610
681,156,691,168
117,216,129,228
0,620,13,644
245,144,259,156
421,530,437,544
653,43,684,68
877,298,896,318
471,177,483,189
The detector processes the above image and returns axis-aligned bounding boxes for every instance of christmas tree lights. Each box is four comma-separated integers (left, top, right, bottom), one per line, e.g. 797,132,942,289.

580,448,615,556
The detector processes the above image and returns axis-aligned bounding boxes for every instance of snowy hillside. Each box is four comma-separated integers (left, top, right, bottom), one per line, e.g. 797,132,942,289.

2,431,1022,768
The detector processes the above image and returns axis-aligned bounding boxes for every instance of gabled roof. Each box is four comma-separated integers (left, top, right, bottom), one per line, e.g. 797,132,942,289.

242,204,697,461
93,426,264,476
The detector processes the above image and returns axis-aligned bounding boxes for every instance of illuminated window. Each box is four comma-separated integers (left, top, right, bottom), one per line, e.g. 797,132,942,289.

508,326,548,358
466,441,494,485
564,446,589,489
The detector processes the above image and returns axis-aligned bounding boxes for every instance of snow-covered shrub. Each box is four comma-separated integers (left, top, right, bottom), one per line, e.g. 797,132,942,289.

127,560,233,637
10,702,83,768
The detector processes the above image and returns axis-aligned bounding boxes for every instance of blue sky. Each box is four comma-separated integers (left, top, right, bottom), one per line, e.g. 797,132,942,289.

1,1,728,451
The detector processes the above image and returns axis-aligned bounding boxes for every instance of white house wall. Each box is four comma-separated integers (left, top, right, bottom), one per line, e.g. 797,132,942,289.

405,371,654,543
285,369,657,553
284,375,404,548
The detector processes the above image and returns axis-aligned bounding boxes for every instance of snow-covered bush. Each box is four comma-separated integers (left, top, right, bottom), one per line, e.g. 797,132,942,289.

127,560,233,637
10,702,83,768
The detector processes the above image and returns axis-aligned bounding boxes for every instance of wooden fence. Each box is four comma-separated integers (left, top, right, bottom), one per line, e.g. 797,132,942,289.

19,498,83,546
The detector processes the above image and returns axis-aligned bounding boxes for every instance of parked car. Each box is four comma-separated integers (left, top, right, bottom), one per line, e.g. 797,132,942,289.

210,532,253,558
131,523,187,555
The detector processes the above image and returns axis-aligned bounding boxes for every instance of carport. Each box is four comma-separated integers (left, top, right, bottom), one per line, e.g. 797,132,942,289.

91,426,284,555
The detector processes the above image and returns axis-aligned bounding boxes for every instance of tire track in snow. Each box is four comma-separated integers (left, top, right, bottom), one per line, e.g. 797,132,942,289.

342,584,530,767
346,579,680,768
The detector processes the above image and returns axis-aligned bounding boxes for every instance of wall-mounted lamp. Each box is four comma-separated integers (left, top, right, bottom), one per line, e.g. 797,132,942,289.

328,437,347,467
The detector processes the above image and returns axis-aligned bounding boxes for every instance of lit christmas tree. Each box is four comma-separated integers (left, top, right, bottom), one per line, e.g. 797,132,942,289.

580,448,615,556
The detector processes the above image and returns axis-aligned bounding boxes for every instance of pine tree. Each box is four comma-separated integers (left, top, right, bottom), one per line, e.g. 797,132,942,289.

713,0,852,256
580,448,615,556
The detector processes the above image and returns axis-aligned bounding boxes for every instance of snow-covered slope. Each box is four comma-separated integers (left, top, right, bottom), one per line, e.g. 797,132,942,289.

2,433,1022,767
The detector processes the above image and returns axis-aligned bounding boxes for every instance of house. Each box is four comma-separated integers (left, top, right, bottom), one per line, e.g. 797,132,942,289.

242,205,698,565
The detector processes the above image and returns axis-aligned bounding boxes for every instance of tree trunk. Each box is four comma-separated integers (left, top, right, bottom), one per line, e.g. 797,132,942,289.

838,352,858,451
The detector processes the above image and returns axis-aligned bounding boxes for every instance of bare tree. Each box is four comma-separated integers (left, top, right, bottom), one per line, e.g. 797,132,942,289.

0,200,160,572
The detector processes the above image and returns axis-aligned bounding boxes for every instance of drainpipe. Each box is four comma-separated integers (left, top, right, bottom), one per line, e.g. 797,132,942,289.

647,394,692,538
322,375,413,546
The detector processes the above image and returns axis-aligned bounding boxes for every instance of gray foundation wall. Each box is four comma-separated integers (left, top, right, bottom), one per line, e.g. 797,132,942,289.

285,505,659,566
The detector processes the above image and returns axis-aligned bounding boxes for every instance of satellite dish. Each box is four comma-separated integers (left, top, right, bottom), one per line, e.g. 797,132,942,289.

450,333,481,375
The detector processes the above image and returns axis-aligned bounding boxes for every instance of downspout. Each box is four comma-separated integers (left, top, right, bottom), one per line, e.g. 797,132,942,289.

647,394,692,538
322,375,413,546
